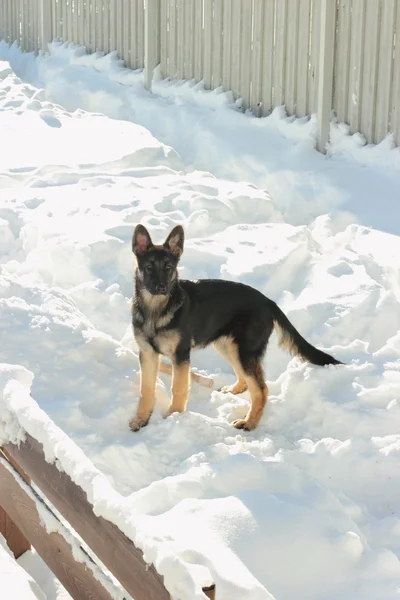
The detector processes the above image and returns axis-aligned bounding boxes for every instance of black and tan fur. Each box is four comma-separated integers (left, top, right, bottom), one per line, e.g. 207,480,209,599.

130,224,342,432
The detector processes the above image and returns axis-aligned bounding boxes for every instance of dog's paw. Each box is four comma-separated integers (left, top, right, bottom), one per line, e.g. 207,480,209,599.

232,418,256,431
219,382,247,394
129,415,151,432
163,405,183,419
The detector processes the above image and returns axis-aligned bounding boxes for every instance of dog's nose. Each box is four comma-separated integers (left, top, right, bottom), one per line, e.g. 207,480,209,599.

157,286,167,294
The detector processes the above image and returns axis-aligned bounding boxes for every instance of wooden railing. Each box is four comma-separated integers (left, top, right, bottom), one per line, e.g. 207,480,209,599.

0,434,215,600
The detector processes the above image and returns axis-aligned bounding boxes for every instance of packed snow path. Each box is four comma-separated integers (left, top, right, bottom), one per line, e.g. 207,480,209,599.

1,43,400,600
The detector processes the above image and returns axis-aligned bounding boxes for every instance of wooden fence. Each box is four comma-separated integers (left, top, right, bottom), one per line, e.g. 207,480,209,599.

0,0,399,151
0,434,216,600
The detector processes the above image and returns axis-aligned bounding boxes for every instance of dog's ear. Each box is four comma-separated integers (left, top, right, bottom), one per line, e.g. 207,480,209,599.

132,224,153,256
164,225,184,258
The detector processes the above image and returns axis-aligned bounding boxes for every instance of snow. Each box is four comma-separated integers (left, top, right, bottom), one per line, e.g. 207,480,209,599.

0,533,47,600
0,40,400,600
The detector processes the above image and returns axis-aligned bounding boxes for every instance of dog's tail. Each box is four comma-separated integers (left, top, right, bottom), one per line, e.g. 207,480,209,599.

272,303,342,366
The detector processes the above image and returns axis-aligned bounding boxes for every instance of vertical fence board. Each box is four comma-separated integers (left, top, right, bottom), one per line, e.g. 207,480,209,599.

137,0,144,66
334,0,351,125
203,0,212,87
17,0,22,45
0,0,5,42
316,0,336,152
103,0,110,54
347,0,366,134
9,0,15,43
296,0,311,116
168,0,176,77
61,0,67,40
185,0,195,79
194,0,203,81
10,0,15,43
391,0,400,145
308,0,320,114
160,0,167,74
230,0,241,99
251,0,264,111
222,0,232,92
177,0,184,77
108,0,115,52
239,0,252,109
374,0,396,142
212,0,223,87
84,0,90,48
261,0,274,114
77,0,84,46
123,0,130,65
360,0,381,142
22,0,28,49
273,0,288,107
285,0,299,114
131,0,140,67
55,0,61,40
73,0,79,47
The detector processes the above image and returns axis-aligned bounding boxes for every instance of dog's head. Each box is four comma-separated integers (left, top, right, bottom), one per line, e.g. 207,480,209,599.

132,224,184,296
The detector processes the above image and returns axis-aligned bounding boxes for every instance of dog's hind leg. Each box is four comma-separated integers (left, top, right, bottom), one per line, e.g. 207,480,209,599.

232,360,268,431
130,347,159,431
213,337,248,394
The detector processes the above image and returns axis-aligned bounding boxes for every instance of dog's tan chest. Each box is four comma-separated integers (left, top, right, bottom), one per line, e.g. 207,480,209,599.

134,312,180,359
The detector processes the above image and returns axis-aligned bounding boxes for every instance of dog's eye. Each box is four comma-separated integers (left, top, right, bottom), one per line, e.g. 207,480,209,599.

145,264,153,272
165,264,172,271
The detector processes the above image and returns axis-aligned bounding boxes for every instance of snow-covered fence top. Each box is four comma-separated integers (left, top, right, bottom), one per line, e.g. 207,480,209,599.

0,365,215,600
0,0,399,150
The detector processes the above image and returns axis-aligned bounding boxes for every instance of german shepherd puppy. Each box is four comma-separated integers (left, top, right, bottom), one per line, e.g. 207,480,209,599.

130,224,342,432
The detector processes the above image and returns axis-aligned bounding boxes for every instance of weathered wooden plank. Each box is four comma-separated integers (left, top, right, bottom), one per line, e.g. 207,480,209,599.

3,435,170,600
202,584,216,600
360,0,381,143
0,456,116,600
0,449,31,558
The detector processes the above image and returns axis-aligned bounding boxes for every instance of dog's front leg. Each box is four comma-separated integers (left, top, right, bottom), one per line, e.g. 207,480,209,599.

130,348,159,431
165,357,190,418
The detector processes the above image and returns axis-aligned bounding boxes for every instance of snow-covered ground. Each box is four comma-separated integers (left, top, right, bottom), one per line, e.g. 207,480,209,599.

1,41,400,600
